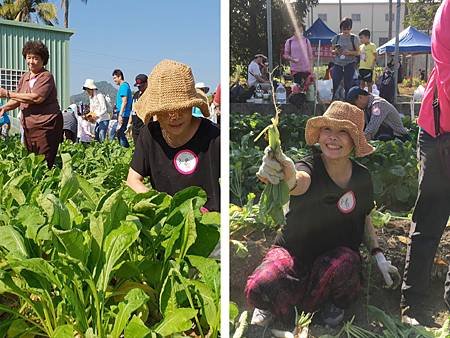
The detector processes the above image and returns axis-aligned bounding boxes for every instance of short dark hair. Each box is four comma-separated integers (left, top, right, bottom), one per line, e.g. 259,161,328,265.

340,17,352,30
359,28,371,38
112,69,124,80
22,41,49,65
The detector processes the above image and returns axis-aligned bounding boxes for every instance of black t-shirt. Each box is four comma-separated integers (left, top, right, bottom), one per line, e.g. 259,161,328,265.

274,153,374,265
131,118,220,211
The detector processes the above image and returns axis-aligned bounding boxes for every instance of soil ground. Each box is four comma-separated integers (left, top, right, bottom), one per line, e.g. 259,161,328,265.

230,219,450,337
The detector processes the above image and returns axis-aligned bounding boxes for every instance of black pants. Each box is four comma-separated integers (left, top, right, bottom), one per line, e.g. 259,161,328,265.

401,130,450,311
332,63,356,100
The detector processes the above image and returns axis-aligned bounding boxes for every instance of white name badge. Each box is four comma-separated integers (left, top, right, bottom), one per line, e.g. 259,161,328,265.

337,191,356,214
173,149,198,175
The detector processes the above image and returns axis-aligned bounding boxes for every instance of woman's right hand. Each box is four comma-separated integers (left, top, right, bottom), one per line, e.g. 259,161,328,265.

257,146,296,189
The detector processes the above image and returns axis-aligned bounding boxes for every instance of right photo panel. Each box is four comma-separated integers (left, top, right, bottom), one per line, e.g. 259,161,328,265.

229,0,450,336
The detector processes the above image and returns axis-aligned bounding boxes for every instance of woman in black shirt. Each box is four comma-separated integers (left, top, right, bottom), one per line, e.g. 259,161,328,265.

126,60,220,211
246,101,399,328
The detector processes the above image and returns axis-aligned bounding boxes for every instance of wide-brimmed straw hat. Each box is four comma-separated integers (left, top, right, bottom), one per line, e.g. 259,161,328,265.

305,101,374,157
82,79,97,90
134,59,210,124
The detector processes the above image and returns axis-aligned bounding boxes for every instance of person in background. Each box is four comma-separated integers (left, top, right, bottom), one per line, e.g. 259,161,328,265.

112,69,132,148
62,103,78,142
0,40,62,168
248,54,271,90
324,62,334,80
0,109,11,139
129,74,148,144
108,110,119,141
358,29,377,93
126,59,220,212
283,24,313,88
331,17,360,100
346,86,409,141
401,0,450,325
76,111,95,145
82,79,109,142
247,101,400,329
192,82,210,118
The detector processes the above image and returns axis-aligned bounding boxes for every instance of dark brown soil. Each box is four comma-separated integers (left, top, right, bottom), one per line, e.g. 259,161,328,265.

230,219,450,337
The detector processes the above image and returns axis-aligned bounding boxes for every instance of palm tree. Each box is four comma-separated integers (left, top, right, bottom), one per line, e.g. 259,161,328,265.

60,0,87,28
0,0,58,25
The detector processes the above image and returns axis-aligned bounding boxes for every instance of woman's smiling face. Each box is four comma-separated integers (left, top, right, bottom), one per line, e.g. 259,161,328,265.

318,126,354,160
26,54,44,74
156,107,194,137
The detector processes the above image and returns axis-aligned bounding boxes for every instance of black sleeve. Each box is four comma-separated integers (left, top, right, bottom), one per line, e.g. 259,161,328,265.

295,156,314,176
130,128,150,177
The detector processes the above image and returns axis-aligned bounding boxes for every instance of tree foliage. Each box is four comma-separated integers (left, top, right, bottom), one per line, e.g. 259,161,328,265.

0,0,58,25
404,0,441,31
230,0,318,72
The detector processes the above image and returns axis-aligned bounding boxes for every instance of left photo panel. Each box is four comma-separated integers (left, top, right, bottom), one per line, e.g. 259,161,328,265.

0,0,221,336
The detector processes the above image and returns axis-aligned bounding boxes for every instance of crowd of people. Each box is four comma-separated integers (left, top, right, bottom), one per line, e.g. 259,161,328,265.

0,42,221,213
242,16,411,143
245,0,449,331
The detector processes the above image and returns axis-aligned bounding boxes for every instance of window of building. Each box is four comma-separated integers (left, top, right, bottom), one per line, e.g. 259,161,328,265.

351,14,361,22
385,13,394,22
0,68,26,92
318,14,327,22
379,37,389,46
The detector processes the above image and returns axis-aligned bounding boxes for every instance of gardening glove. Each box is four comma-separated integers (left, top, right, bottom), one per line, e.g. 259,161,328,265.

273,148,297,190
374,252,401,288
256,146,285,185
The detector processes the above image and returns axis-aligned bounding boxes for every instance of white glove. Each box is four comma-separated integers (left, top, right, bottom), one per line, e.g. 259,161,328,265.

256,146,284,185
256,146,297,189
273,148,297,189
374,252,400,288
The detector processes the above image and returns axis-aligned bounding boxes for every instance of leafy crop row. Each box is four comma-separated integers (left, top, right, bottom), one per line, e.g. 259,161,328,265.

0,137,220,337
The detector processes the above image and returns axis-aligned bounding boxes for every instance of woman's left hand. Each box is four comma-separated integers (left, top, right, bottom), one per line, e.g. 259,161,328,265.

374,252,401,288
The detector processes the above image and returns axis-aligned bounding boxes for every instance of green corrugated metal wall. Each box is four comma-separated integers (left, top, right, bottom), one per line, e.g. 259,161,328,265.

0,19,74,111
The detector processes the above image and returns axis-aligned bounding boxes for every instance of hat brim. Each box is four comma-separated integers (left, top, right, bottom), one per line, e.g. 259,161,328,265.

305,116,374,157
83,86,97,90
135,89,210,125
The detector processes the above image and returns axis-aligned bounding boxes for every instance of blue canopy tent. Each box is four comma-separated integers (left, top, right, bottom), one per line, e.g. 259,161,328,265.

377,26,431,55
305,17,337,45
305,18,337,66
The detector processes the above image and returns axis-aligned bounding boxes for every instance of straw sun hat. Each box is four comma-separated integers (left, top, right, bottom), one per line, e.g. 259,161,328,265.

305,101,375,157
134,59,210,125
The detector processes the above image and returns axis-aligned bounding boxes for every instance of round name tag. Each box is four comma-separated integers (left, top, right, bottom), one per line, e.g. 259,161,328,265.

337,191,356,214
173,149,198,175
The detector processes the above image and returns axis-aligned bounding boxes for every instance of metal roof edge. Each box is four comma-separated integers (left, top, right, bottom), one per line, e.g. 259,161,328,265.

0,18,75,35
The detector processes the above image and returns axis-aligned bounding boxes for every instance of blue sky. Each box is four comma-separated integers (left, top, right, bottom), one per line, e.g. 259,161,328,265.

53,0,220,95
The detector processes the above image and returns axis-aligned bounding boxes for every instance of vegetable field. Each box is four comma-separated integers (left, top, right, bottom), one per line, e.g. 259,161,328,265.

229,111,450,337
0,138,220,337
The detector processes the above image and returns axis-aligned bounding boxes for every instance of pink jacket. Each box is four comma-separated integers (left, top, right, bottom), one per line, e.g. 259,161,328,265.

417,0,450,136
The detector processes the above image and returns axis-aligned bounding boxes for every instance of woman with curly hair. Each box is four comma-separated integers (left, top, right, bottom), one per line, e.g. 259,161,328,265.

0,40,62,168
